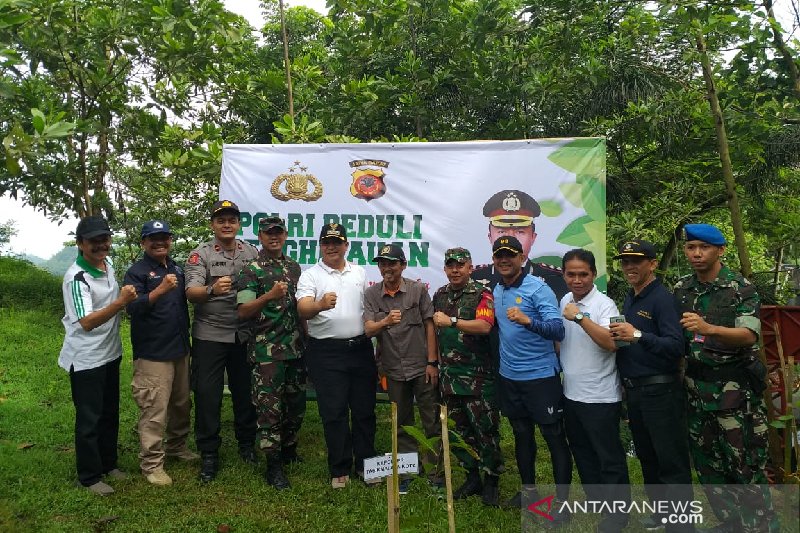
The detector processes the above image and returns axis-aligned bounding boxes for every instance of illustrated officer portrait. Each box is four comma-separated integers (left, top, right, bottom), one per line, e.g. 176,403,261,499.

471,189,568,299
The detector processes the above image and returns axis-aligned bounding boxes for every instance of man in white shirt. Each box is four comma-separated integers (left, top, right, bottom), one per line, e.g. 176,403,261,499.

296,223,377,489
59,216,137,495
559,249,630,533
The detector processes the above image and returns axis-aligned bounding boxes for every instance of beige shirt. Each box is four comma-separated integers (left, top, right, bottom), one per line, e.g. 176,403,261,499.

363,278,433,381
184,238,258,343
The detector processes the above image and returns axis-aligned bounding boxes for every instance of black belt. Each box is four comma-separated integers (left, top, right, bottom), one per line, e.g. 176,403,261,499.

622,374,678,388
310,335,369,348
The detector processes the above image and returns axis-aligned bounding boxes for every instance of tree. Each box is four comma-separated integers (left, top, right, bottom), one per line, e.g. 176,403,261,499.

0,219,15,253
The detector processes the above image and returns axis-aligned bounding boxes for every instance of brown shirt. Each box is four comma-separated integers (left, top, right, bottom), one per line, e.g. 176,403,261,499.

363,278,434,381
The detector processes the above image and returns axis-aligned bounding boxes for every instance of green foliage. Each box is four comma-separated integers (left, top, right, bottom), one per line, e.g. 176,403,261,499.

0,219,14,252
0,256,62,315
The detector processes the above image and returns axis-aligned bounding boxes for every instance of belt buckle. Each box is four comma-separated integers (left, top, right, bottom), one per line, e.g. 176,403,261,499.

346,337,357,347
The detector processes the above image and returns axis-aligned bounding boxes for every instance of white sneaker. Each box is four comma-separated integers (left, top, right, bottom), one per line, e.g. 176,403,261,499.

145,467,173,486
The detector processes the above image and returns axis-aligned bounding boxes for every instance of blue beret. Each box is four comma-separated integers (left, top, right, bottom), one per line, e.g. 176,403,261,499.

684,224,725,245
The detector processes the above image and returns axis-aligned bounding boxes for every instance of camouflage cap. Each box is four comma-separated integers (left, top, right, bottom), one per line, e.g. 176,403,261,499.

259,216,286,232
444,247,471,263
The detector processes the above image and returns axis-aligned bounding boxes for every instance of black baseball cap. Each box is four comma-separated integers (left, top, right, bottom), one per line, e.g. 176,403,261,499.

492,236,524,256
141,220,173,239
211,200,240,218
76,216,112,240
259,216,286,232
613,240,657,260
372,244,406,263
319,222,347,242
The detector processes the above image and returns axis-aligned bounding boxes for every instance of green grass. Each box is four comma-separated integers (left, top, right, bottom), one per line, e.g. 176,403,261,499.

0,257,671,532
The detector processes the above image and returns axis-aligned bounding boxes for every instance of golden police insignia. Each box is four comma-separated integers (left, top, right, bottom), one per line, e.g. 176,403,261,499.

349,159,389,201
381,245,391,255
271,160,323,202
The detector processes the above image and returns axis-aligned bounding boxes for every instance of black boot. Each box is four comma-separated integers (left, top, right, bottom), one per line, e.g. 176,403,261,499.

238,446,257,466
265,453,290,490
453,468,483,500
199,452,219,483
481,474,500,507
281,444,303,465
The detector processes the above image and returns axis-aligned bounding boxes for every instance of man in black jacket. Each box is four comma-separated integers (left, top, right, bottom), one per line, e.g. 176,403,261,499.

609,240,694,532
125,220,197,486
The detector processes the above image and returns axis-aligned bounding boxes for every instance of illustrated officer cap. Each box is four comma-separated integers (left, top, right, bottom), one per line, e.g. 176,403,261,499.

483,190,540,228
684,224,726,246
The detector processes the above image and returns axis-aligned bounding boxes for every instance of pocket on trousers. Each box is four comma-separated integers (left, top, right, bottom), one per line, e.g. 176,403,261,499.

131,374,159,410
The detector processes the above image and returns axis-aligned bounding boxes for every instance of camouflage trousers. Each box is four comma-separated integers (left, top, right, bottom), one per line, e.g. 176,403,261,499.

687,390,777,532
251,358,307,455
444,391,504,476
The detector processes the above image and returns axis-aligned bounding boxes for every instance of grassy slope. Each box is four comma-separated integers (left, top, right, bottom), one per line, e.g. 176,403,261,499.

0,257,648,532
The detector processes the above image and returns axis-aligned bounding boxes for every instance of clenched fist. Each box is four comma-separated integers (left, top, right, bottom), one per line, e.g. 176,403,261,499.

158,273,178,293
507,306,531,327
117,284,138,305
212,276,232,295
384,309,402,327
267,281,289,300
319,292,337,311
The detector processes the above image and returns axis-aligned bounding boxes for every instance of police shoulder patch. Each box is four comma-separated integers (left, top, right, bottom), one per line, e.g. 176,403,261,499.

188,252,200,265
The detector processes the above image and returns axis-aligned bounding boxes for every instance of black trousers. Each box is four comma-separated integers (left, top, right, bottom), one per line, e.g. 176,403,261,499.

626,380,695,532
191,338,257,453
564,398,630,527
69,357,120,486
305,336,377,478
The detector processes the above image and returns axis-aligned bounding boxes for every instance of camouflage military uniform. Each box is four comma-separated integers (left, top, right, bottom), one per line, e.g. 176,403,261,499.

433,279,503,476
674,265,776,532
237,250,306,455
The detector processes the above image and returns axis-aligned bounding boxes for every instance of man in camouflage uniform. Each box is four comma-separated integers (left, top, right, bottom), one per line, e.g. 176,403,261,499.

674,223,776,533
432,247,503,507
237,216,306,490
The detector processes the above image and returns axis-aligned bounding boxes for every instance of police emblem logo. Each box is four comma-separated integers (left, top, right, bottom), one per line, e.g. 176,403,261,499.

188,252,200,265
349,159,389,201
500,238,508,244
329,223,337,229
153,221,164,229
381,245,391,255
502,192,521,212
515,296,522,304
222,201,232,207
271,160,323,202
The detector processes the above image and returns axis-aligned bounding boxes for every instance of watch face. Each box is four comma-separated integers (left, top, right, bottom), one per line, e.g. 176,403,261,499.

633,330,642,338
574,313,584,322
450,316,458,324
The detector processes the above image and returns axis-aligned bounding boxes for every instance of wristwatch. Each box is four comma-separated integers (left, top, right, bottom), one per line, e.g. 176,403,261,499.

633,329,642,341
427,360,439,368
450,316,458,328
573,312,584,323
206,285,214,296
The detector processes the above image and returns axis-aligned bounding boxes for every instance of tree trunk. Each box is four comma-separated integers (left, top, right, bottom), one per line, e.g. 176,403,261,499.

764,0,800,99
695,30,753,277
772,245,784,299
279,0,294,125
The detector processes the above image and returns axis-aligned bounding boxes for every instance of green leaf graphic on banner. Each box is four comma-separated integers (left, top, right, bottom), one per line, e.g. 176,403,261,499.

584,219,606,245
530,255,562,268
557,215,594,246
595,274,608,292
581,177,606,221
538,200,563,217
559,183,583,208
547,139,605,179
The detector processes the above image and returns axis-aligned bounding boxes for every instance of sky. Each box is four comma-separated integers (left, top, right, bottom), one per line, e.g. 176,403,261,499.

2,0,796,259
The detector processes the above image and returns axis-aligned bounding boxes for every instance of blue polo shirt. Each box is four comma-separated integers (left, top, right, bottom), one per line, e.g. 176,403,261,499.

123,254,190,361
616,278,684,378
494,273,564,381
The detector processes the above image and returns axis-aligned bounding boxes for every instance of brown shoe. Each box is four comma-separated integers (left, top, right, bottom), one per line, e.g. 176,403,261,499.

331,475,349,489
145,467,173,486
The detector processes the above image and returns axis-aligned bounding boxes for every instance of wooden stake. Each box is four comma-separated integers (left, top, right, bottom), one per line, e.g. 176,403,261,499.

440,403,456,533
387,402,400,533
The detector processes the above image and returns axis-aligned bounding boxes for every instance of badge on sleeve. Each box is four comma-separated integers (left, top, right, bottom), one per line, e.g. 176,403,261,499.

188,253,200,265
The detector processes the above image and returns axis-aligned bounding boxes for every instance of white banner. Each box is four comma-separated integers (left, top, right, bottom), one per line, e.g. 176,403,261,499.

220,139,607,292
